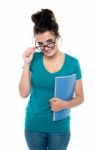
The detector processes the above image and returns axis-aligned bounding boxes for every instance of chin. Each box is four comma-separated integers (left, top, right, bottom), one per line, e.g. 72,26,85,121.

44,49,56,57
45,51,55,57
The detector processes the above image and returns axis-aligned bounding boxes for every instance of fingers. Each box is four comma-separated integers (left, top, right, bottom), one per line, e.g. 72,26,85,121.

50,98,57,107
50,100,57,111
25,47,35,56
23,47,35,58
49,98,57,102
50,98,61,112
51,106,59,112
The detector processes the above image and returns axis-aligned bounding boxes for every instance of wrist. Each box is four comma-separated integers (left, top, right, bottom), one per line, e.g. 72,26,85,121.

23,63,30,70
63,101,69,109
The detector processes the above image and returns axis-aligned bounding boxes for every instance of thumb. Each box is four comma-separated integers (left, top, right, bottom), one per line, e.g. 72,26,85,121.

29,47,36,55
49,98,57,103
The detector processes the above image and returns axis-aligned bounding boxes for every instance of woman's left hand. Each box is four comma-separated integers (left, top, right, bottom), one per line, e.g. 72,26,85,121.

50,98,67,112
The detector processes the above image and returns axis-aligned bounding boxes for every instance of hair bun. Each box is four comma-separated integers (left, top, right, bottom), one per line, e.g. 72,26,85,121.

31,9,56,24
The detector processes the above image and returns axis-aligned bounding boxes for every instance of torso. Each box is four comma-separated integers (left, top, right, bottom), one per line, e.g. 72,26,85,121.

25,51,81,132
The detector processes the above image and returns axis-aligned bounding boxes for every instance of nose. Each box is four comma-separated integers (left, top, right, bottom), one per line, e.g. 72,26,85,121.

44,45,50,51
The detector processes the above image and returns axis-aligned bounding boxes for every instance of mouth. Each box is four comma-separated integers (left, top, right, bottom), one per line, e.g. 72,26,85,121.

44,48,53,54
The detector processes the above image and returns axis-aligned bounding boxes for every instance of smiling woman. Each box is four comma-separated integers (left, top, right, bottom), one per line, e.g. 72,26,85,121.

18,8,84,150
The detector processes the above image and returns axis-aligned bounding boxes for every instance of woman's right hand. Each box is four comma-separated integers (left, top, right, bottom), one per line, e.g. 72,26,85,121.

23,47,35,65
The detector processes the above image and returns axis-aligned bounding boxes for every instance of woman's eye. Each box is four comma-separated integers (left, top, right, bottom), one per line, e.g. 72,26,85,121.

47,40,53,43
37,42,43,46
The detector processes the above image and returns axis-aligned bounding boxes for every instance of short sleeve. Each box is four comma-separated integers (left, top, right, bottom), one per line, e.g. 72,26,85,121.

75,59,82,80
29,52,41,72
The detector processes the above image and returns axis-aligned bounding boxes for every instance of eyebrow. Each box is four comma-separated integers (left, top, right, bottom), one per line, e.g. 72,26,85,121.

37,38,55,44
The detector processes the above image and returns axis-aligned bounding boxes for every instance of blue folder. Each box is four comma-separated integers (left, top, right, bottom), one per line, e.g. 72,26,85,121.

53,74,76,121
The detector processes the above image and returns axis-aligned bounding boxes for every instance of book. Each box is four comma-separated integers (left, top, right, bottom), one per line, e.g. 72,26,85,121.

53,74,76,121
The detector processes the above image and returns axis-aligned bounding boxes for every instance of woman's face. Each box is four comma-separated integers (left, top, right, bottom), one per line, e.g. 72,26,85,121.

35,31,59,57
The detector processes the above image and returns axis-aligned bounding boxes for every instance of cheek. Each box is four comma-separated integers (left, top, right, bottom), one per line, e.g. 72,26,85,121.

54,44,58,50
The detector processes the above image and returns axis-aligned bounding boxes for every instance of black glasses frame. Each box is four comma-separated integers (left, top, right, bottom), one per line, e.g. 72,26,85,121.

35,39,56,51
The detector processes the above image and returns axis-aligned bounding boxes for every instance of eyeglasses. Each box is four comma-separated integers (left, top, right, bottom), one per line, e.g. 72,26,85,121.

35,39,56,51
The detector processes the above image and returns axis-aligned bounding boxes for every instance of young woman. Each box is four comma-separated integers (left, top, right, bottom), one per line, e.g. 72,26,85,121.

19,9,84,150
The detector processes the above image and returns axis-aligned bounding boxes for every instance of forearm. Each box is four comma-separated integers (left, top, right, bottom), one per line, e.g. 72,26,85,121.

64,95,84,109
19,64,31,98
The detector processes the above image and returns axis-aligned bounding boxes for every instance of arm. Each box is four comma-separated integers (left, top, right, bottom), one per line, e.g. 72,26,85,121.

19,64,31,98
50,80,84,111
18,47,35,98
64,79,84,108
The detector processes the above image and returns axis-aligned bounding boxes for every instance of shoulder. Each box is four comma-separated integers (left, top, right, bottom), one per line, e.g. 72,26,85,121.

34,51,43,58
65,53,82,79
29,52,43,72
31,51,43,62
65,53,80,65
66,54,82,80
30,51,42,66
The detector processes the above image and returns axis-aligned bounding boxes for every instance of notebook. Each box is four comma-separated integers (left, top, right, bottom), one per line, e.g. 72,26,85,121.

53,74,76,121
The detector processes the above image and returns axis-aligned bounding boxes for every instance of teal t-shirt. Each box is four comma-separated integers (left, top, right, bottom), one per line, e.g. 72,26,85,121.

25,52,82,133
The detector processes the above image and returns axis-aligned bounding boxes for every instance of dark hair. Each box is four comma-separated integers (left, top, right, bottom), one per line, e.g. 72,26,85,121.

31,9,60,37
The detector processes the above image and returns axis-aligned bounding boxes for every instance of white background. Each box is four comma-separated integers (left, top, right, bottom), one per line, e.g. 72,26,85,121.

0,0,99,149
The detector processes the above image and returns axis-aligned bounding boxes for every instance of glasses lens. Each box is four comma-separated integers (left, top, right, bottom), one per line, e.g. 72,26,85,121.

36,46,44,50
35,42,44,50
46,42,55,48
